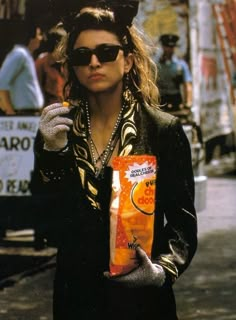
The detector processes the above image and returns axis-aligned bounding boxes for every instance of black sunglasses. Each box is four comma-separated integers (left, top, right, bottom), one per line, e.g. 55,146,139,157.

69,44,124,66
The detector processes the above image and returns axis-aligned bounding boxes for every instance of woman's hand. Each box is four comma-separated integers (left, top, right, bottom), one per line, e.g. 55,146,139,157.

39,103,73,151
104,246,166,288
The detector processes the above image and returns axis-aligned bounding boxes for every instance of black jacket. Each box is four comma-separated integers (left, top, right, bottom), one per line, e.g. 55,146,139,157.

30,105,197,320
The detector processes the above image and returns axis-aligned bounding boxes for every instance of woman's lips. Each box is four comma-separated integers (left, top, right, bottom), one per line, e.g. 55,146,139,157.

89,73,104,80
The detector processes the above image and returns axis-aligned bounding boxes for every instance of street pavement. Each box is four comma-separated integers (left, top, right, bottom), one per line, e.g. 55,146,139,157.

0,173,235,320
175,174,236,320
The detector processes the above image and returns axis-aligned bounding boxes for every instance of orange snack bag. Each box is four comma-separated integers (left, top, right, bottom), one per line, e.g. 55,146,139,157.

109,155,157,276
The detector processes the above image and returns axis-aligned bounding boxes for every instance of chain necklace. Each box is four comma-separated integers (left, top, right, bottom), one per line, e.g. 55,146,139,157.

85,102,124,178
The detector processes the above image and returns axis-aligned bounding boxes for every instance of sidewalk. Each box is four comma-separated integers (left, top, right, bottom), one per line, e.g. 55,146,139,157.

0,175,235,320
0,264,55,320
175,175,236,320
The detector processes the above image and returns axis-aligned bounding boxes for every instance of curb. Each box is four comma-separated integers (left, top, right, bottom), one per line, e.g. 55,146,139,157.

0,254,56,290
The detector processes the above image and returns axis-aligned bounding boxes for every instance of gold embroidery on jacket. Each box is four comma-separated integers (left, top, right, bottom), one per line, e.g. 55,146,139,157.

71,92,139,210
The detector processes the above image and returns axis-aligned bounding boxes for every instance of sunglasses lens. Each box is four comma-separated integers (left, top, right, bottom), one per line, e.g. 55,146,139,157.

71,48,91,66
96,45,120,63
70,45,123,66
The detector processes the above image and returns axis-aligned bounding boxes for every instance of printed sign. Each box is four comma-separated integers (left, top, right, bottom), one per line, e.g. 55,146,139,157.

0,116,40,196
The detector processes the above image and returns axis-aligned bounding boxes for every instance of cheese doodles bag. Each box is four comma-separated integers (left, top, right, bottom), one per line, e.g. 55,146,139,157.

109,155,157,276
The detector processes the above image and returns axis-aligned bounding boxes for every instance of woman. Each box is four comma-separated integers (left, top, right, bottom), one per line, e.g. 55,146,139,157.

30,6,197,320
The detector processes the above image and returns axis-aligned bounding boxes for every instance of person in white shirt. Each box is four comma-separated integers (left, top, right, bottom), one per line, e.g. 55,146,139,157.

0,25,44,115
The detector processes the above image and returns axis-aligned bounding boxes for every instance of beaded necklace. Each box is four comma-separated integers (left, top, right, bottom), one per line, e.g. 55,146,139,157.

85,102,124,178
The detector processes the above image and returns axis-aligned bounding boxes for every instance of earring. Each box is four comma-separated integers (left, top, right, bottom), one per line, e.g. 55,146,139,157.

123,73,133,102
124,73,130,89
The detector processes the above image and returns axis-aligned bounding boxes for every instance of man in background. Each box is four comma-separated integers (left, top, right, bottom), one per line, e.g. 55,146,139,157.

0,25,44,115
157,33,192,114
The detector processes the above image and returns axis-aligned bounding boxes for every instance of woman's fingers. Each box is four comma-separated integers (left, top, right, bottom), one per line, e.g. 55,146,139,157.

41,103,73,123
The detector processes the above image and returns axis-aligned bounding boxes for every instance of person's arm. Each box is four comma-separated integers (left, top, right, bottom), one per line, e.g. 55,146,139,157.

182,81,192,107
104,116,197,289
180,60,193,108
35,57,44,88
155,118,197,283
0,90,16,115
0,47,24,115
30,103,74,195
30,130,75,194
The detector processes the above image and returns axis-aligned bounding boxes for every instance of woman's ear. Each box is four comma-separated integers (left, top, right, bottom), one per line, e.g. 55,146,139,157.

124,53,134,73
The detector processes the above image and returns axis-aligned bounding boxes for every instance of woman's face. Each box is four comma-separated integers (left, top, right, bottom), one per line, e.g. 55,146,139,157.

72,29,133,94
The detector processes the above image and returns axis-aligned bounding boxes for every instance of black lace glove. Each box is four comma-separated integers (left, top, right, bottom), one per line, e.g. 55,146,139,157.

104,246,166,288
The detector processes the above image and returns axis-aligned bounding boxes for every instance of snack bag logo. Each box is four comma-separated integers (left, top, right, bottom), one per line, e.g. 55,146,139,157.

125,161,156,215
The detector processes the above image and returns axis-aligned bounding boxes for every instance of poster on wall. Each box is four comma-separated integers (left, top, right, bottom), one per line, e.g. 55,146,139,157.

0,116,39,196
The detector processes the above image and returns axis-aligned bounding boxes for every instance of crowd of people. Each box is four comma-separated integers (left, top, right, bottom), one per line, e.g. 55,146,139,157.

0,21,66,115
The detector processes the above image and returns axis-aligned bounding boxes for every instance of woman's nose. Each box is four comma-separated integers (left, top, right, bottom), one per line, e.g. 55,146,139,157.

89,53,101,67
